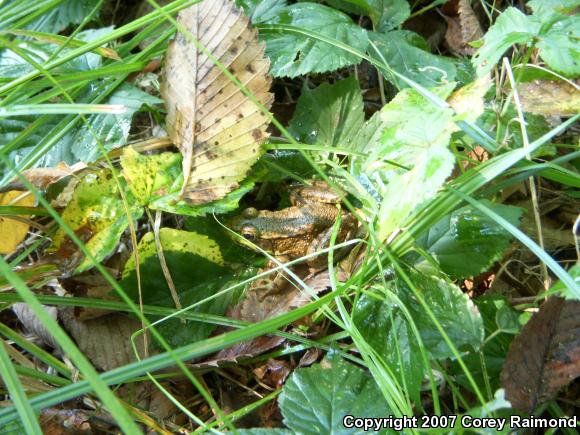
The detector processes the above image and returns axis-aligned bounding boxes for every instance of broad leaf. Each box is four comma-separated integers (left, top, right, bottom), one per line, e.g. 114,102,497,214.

25,0,101,33
502,297,580,412
161,0,273,205
70,83,161,162
259,3,369,78
449,296,521,393
288,77,364,149
369,30,457,89
352,284,424,405
527,0,580,22
0,191,35,254
121,147,256,216
326,0,410,31
415,201,523,278
353,84,457,242
473,7,580,76
278,353,390,434
236,0,288,24
120,228,234,347
398,270,484,359
51,170,143,273
472,8,539,76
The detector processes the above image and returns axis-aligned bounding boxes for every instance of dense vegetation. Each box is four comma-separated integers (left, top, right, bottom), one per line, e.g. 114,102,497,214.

0,0,578,433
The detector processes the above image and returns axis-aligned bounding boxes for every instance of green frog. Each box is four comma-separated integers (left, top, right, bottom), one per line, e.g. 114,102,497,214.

228,181,357,270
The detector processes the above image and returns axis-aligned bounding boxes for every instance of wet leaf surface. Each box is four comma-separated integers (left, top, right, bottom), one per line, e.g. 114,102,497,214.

501,297,580,412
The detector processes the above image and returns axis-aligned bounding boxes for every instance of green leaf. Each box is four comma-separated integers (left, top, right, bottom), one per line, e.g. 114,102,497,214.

120,147,183,206
353,84,457,241
236,0,288,24
278,353,390,434
528,0,580,22
352,285,424,405
406,272,484,359
535,16,580,76
473,8,538,76
545,264,580,300
368,30,457,88
288,77,364,149
120,228,233,347
449,296,520,393
51,169,143,273
69,83,161,162
326,0,410,31
259,3,368,77
473,6,580,76
24,0,101,33
415,201,523,278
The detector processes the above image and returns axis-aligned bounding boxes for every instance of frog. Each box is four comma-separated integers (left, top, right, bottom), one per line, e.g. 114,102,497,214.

227,181,357,271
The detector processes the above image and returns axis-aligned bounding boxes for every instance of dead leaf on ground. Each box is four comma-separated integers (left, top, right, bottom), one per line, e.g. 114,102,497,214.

443,0,484,56
161,0,273,205
516,80,580,117
0,190,35,254
59,308,150,371
501,297,580,412
197,266,349,366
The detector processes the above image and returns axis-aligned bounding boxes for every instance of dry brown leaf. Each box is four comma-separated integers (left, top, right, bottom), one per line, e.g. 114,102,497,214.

161,0,273,204
444,0,483,56
501,297,580,412
0,190,35,254
516,80,580,117
59,308,149,371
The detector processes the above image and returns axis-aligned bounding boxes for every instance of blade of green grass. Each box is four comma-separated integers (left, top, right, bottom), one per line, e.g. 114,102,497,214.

0,339,43,434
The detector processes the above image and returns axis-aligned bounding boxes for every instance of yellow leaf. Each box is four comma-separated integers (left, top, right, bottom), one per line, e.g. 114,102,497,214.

161,0,273,205
0,191,35,254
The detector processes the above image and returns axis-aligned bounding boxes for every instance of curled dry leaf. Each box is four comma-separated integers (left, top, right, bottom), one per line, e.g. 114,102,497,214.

161,0,273,205
501,297,580,412
444,0,484,56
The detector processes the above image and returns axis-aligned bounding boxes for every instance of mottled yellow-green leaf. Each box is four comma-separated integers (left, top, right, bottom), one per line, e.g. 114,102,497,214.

161,0,273,205
120,146,182,206
51,170,143,273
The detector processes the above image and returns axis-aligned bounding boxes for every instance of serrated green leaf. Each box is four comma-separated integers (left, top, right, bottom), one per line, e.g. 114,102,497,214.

528,0,580,22
259,3,368,78
51,170,143,273
449,296,519,393
402,272,484,359
535,16,580,76
414,201,523,278
279,353,390,434
236,0,288,24
326,0,410,31
288,77,364,149
23,0,101,33
473,6,580,76
352,285,424,405
354,84,457,241
69,83,161,162
473,8,539,76
368,30,457,88
120,228,233,347
545,264,580,300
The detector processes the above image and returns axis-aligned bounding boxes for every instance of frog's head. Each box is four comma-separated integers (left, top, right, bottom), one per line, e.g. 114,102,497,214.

226,207,270,250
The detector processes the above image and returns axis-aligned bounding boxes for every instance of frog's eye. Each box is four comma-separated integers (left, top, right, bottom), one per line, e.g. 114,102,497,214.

242,207,259,219
241,225,259,241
